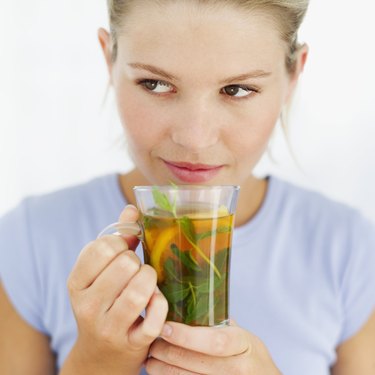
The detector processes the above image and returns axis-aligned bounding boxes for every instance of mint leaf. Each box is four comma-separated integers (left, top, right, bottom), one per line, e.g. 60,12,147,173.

161,283,190,304
164,258,182,283
143,215,158,229
185,293,197,324
184,292,210,325
194,295,210,320
149,207,174,218
214,248,230,272
152,185,177,216
195,226,232,242
169,302,184,319
178,216,197,243
168,180,178,189
178,216,222,280
195,280,211,294
152,187,174,213
170,244,201,272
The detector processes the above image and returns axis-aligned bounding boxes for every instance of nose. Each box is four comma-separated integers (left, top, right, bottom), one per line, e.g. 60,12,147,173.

171,97,220,151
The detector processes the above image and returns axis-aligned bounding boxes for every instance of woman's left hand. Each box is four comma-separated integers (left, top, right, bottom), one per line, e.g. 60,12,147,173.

146,320,282,375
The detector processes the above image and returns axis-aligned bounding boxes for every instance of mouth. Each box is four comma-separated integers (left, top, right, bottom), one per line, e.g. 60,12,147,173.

163,159,224,183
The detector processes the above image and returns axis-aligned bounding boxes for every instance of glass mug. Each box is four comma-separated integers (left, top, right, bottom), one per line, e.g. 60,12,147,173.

98,185,239,327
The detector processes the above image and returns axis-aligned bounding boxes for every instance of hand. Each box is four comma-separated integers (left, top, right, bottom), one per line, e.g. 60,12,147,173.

64,205,168,375
146,320,282,375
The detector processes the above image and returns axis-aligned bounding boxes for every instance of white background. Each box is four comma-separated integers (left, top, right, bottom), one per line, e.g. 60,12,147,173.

1,1,375,222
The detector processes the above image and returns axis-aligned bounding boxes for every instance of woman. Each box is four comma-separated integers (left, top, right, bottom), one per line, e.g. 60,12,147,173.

1,1,374,374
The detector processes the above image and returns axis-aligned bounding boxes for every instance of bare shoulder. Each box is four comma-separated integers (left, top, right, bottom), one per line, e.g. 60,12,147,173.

331,310,375,375
0,282,56,375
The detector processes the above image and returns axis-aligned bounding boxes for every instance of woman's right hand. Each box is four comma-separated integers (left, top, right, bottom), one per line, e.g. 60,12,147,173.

60,205,169,375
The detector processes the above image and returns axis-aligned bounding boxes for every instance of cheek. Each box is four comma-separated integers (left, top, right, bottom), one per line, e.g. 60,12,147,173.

228,98,281,160
115,86,165,152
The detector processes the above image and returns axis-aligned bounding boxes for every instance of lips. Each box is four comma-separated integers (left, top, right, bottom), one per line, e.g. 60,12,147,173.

163,160,223,183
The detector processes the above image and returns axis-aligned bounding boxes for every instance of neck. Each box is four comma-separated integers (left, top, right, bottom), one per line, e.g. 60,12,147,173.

234,175,268,227
118,169,268,228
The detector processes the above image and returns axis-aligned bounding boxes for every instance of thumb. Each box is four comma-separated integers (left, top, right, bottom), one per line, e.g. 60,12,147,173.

119,204,139,223
118,204,140,250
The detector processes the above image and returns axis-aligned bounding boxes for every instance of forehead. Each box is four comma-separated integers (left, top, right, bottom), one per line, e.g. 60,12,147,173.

116,1,287,78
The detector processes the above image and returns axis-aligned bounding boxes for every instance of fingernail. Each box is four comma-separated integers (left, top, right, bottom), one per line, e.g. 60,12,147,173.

161,323,172,337
126,204,138,211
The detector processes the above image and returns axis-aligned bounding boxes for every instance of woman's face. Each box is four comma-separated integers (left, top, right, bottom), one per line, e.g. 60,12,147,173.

103,2,304,186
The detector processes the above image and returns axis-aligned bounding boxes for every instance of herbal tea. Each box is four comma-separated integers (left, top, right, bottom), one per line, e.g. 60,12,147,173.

141,207,234,326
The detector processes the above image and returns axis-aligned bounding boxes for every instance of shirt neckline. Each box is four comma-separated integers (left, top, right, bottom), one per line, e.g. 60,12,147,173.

233,175,280,240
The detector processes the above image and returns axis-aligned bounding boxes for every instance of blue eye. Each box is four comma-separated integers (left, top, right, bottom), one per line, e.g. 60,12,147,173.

139,79,174,93
222,85,255,98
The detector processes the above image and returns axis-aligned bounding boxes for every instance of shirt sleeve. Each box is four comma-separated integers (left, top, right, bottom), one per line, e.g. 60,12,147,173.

338,212,375,344
0,198,47,334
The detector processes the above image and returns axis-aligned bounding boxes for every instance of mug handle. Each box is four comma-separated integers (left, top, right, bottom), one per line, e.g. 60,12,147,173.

97,221,143,240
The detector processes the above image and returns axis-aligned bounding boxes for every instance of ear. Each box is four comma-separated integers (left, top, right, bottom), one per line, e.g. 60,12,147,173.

98,28,114,80
285,43,309,103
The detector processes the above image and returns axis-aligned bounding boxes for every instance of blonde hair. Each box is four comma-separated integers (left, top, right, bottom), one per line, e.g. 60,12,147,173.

106,0,309,72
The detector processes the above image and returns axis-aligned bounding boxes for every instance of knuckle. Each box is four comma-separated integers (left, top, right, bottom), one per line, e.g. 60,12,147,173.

73,292,103,322
140,323,160,341
117,252,140,274
157,294,169,313
116,255,129,271
94,236,128,259
167,345,186,362
124,250,141,266
93,238,119,260
152,296,169,321
126,290,149,310
66,275,76,293
142,264,157,281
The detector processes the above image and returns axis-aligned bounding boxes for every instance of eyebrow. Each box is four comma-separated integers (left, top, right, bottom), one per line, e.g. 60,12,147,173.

128,63,178,81
219,70,272,84
128,62,271,84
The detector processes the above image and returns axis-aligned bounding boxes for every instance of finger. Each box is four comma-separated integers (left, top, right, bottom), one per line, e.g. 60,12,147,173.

149,339,249,375
86,250,141,312
128,287,169,347
119,204,139,222
146,357,198,375
119,204,140,249
149,339,215,374
68,234,129,291
160,322,250,357
108,264,158,334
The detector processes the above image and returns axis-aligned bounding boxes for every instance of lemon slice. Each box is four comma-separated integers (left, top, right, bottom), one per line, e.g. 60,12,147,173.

187,205,230,219
218,205,229,216
150,227,178,282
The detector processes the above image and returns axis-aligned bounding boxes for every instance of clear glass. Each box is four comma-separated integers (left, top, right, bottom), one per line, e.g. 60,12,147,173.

98,185,240,326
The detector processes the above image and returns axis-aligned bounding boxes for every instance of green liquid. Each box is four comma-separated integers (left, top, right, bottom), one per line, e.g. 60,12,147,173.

141,210,233,326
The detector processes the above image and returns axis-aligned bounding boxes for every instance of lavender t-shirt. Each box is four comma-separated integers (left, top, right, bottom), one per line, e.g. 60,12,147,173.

1,174,374,374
